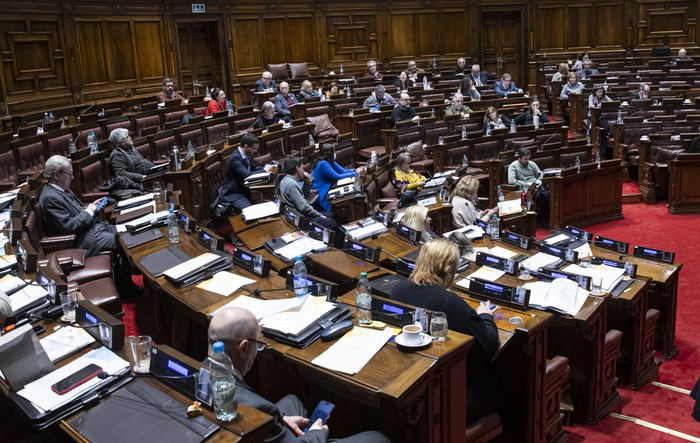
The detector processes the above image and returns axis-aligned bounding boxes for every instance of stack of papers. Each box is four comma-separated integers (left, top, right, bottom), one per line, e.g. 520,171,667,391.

40,326,96,362
115,193,154,210
562,263,625,292
212,295,304,319
344,219,388,240
497,199,522,217
1,276,49,315
17,347,129,412
117,209,169,233
520,252,562,271
196,271,256,296
244,172,270,186
489,246,517,259
312,327,394,374
241,201,279,222
456,266,506,289
524,279,588,316
275,236,327,261
336,177,355,187
260,295,336,336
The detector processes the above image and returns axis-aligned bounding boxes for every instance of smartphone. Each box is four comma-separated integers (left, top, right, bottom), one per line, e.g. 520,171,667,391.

32,325,46,335
304,400,334,432
95,197,108,212
51,363,103,395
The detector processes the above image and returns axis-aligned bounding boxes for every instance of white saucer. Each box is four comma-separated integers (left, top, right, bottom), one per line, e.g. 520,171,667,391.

395,333,433,350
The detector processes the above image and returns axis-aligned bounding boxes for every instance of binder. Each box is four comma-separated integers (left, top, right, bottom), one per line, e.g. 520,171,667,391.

121,229,164,249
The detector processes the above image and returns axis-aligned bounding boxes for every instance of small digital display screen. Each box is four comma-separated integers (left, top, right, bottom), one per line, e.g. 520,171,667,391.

313,226,322,232
352,243,363,250
570,228,581,235
486,256,499,264
484,283,504,293
382,304,404,315
602,259,618,267
507,233,517,240
201,232,211,240
167,359,189,376
551,272,567,279
643,248,658,255
408,262,415,270
400,226,409,232
240,253,252,261
603,239,614,245
85,312,98,324
550,246,561,254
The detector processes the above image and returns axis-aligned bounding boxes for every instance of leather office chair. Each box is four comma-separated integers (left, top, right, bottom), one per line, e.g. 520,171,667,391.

0,144,18,191
177,124,205,149
73,153,110,204
102,116,133,136
43,256,123,318
43,128,73,158
12,135,46,181
204,120,231,148
134,111,161,136
22,201,113,285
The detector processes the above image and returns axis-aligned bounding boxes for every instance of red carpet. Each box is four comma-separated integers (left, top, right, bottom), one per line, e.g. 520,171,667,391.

122,204,700,441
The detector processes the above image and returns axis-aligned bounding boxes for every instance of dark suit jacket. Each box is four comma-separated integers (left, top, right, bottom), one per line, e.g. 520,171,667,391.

233,373,327,443
220,149,264,204
469,72,490,86
273,93,298,121
110,147,155,183
38,184,113,257
255,79,278,92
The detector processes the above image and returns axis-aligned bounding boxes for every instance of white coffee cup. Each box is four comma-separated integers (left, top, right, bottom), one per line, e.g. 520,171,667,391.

402,324,423,345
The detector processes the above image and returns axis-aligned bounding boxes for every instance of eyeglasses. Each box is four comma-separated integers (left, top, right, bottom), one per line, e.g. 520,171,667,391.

248,338,270,351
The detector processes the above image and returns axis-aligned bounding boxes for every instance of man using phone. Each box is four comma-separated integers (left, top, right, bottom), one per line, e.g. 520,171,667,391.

208,308,389,443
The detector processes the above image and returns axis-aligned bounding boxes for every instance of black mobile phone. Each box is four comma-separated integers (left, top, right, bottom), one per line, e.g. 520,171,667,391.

304,400,334,432
95,197,108,212
32,325,46,335
51,363,103,395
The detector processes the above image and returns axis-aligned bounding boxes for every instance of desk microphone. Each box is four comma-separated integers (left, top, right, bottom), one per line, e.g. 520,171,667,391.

29,312,104,329
97,371,196,381
375,248,413,267
77,103,96,120
252,285,315,297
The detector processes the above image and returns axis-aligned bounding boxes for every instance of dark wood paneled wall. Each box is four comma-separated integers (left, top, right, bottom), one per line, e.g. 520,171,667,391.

0,0,697,115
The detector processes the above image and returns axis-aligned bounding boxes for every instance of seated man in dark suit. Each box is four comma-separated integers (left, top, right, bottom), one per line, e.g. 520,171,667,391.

454,57,467,75
40,155,117,257
391,93,420,125
255,71,278,93
273,82,298,123
215,133,273,214
254,101,285,130
578,59,599,80
630,83,651,102
468,64,490,87
208,307,390,443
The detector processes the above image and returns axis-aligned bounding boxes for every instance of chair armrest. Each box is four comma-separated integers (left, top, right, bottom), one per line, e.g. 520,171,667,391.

0,182,16,192
81,192,109,203
40,235,77,254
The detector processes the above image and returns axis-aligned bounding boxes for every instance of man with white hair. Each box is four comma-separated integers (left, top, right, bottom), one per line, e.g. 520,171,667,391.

208,307,390,443
255,71,278,93
362,60,383,80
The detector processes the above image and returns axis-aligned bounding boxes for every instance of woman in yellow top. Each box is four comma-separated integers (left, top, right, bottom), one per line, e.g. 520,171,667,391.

394,152,426,191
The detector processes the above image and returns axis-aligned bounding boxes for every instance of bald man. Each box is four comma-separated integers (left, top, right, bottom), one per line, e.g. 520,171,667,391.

208,308,389,443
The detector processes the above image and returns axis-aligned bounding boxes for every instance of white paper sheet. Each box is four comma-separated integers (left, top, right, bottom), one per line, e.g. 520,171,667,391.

524,279,589,316
520,252,562,271
116,193,154,208
545,233,571,245
456,266,505,289
562,263,625,292
17,347,129,412
312,327,394,374
276,237,327,261
241,201,279,222
442,225,485,240
489,246,517,259
196,271,256,296
40,326,96,363
211,295,305,320
261,296,336,335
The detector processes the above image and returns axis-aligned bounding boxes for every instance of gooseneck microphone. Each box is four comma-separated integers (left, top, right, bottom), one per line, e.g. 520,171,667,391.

375,247,413,267
252,284,316,297
29,312,104,329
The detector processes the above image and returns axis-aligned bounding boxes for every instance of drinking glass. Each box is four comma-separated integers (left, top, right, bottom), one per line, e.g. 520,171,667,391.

430,312,448,342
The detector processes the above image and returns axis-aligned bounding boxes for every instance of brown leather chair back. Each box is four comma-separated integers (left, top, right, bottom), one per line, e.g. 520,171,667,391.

472,139,500,160
44,129,73,158
132,136,153,160
356,115,383,150
103,116,132,136
203,158,225,216
134,113,160,136
151,131,176,160
0,145,18,187
13,136,45,176
178,125,205,148
205,122,230,146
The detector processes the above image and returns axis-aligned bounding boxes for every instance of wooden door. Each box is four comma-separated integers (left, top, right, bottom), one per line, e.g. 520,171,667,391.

177,21,222,97
480,10,525,87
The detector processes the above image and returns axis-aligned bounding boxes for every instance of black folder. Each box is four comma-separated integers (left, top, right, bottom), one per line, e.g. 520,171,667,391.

262,304,352,349
71,380,219,443
139,246,192,277
121,229,164,249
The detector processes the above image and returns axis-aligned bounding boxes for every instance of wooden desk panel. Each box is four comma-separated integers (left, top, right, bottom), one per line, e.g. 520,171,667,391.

546,160,623,230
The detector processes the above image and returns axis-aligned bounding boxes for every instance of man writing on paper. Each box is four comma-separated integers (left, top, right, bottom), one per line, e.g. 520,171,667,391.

208,307,390,443
279,157,338,230
213,133,274,215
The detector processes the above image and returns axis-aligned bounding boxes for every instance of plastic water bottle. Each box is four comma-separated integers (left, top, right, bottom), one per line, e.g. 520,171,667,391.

345,85,351,97
187,140,195,158
431,108,436,118
490,214,500,240
356,272,372,324
44,112,49,124
293,256,308,296
485,123,492,136
533,114,540,130
596,152,602,169
497,185,505,202
308,132,315,146
586,127,591,145
208,342,238,422
575,155,581,172
617,109,623,124
423,75,429,91
510,119,516,133
168,204,179,244
603,80,608,92
205,86,211,101
48,112,54,122
370,150,377,166
461,126,468,140
87,132,98,154
462,154,469,168
226,100,234,116
339,64,344,75
68,138,77,157
432,57,437,70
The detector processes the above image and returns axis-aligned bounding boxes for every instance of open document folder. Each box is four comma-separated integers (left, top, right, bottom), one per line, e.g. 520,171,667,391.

312,327,394,375
523,278,588,316
17,346,129,412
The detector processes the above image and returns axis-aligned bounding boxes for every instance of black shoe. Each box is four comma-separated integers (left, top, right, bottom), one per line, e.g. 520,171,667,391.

230,232,245,248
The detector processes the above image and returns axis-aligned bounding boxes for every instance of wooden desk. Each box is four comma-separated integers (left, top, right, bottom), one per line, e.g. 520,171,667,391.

59,345,272,443
307,249,390,295
591,245,682,359
125,228,475,443
544,159,624,230
568,93,586,138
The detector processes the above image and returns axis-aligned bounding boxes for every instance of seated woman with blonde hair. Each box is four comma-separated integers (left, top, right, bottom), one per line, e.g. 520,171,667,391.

394,152,426,191
451,175,496,228
389,238,499,424
401,205,438,243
